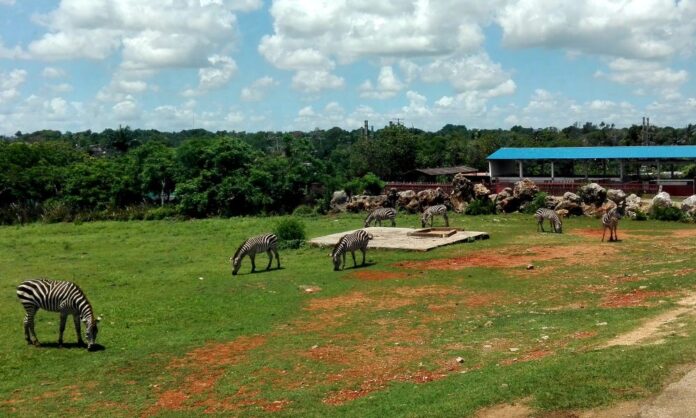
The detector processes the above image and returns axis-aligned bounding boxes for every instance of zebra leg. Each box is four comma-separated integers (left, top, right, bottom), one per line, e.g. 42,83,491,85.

391,218,396,227
250,254,256,272
23,309,36,345
361,248,366,266
601,226,607,242
351,250,357,267
444,213,449,227
273,248,281,269
266,249,273,270
73,314,86,347
341,252,346,270
58,311,68,347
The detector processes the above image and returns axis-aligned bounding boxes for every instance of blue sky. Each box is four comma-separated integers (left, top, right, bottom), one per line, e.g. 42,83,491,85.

1,0,695,135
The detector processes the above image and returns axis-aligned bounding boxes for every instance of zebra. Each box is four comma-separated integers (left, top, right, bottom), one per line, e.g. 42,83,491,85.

16,279,99,350
535,208,562,233
331,229,373,271
601,207,622,242
421,204,449,228
231,233,280,276
364,207,397,227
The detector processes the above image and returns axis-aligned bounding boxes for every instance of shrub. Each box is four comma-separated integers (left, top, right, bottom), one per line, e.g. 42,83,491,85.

523,192,548,214
274,218,306,249
650,205,684,221
343,172,386,196
465,198,496,215
632,209,648,221
144,206,179,220
292,204,315,217
41,200,73,223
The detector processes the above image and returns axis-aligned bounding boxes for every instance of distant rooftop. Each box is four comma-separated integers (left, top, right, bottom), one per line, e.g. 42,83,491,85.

488,146,696,160
416,165,477,176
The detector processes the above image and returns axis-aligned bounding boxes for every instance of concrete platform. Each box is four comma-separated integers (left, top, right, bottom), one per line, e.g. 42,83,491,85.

308,227,489,252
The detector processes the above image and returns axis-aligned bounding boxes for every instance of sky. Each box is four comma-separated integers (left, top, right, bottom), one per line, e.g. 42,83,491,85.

0,0,695,135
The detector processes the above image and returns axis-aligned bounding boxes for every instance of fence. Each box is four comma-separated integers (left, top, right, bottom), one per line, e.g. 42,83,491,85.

385,182,454,194
494,181,694,196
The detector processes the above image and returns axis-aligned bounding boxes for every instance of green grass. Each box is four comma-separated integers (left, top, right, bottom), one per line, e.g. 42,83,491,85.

1,213,696,417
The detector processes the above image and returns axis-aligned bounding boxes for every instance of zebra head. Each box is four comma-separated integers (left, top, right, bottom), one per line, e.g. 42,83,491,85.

554,218,563,233
231,255,242,276
363,213,372,228
420,212,428,228
86,316,100,350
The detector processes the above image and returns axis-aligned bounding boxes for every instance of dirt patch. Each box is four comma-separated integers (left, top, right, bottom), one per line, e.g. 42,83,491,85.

500,349,554,366
351,270,411,281
670,228,696,238
394,244,617,271
602,293,696,348
475,401,533,418
570,228,652,241
143,336,267,416
601,290,675,308
573,331,598,340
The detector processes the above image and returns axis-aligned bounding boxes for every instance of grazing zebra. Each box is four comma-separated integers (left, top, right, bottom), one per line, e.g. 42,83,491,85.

421,204,449,228
16,279,99,350
231,233,280,276
601,207,622,242
364,207,397,227
331,229,373,271
535,208,563,233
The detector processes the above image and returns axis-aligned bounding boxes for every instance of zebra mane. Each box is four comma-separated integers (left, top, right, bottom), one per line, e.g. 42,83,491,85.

331,235,347,256
232,239,248,260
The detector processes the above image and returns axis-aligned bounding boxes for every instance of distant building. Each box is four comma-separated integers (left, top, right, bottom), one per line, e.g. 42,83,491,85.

487,145,696,196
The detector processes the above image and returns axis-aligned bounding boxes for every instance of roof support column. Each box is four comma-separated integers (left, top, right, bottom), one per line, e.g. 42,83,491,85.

518,160,523,179
657,160,661,185
550,161,555,181
619,160,624,181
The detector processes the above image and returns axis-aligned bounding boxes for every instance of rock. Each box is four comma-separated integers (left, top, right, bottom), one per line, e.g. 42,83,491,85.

606,189,627,205
526,264,534,270
554,192,583,216
578,183,607,205
681,194,696,218
456,357,465,364
625,193,643,219
386,188,399,208
397,190,419,213
329,190,348,212
652,191,673,209
451,173,475,201
418,188,448,207
513,178,538,200
581,200,616,217
345,194,387,213
555,209,569,218
449,194,468,214
544,195,562,209
473,183,491,199
498,196,521,213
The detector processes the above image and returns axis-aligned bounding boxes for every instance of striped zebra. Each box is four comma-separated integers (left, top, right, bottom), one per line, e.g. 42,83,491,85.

231,233,280,276
535,208,562,233
364,207,397,227
421,204,449,228
601,207,622,242
16,279,99,350
331,229,373,271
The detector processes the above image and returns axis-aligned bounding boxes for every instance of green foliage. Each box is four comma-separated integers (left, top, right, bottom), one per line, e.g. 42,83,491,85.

273,217,306,249
292,204,316,217
523,192,549,214
465,198,497,215
632,209,648,221
144,206,179,220
344,172,385,196
649,205,685,221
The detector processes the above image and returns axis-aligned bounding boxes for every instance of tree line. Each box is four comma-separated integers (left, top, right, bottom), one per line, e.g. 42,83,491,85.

1,121,696,224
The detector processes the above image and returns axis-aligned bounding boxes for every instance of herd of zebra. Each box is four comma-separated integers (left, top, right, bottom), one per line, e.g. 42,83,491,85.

15,203,625,351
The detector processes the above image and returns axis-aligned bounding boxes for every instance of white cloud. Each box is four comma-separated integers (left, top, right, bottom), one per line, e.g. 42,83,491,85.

292,69,344,93
359,66,404,99
0,69,27,105
595,58,688,97
42,67,66,79
112,99,140,121
0,0,16,5
47,83,73,94
420,53,516,95
497,0,696,60
260,0,502,93
183,55,238,97
241,76,279,101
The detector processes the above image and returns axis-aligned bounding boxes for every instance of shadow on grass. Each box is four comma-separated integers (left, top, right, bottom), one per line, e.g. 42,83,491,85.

34,342,106,351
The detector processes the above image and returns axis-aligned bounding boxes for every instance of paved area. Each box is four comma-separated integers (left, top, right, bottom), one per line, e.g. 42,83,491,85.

308,227,489,251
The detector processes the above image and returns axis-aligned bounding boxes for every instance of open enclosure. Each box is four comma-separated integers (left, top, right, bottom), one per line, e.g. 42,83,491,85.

2,213,696,417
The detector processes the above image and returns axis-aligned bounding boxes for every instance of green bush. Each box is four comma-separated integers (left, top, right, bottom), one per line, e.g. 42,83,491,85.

343,172,386,196
144,206,179,220
523,192,548,214
274,218,306,249
632,209,648,221
465,198,496,215
650,205,684,221
292,204,316,217
41,200,74,223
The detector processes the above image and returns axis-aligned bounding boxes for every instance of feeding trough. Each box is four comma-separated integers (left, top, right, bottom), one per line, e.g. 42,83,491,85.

407,227,459,238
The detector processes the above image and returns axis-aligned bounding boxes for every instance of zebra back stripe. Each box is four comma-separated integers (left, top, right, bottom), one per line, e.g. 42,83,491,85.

365,208,396,225
17,279,94,321
332,230,372,257
233,233,278,259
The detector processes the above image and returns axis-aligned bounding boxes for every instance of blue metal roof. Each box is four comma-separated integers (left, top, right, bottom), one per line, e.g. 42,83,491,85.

487,146,696,160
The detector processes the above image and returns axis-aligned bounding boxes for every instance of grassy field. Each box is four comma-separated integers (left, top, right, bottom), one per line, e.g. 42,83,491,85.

1,213,696,417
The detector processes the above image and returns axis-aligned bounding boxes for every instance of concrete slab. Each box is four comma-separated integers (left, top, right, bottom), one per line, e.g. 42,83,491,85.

308,227,489,251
